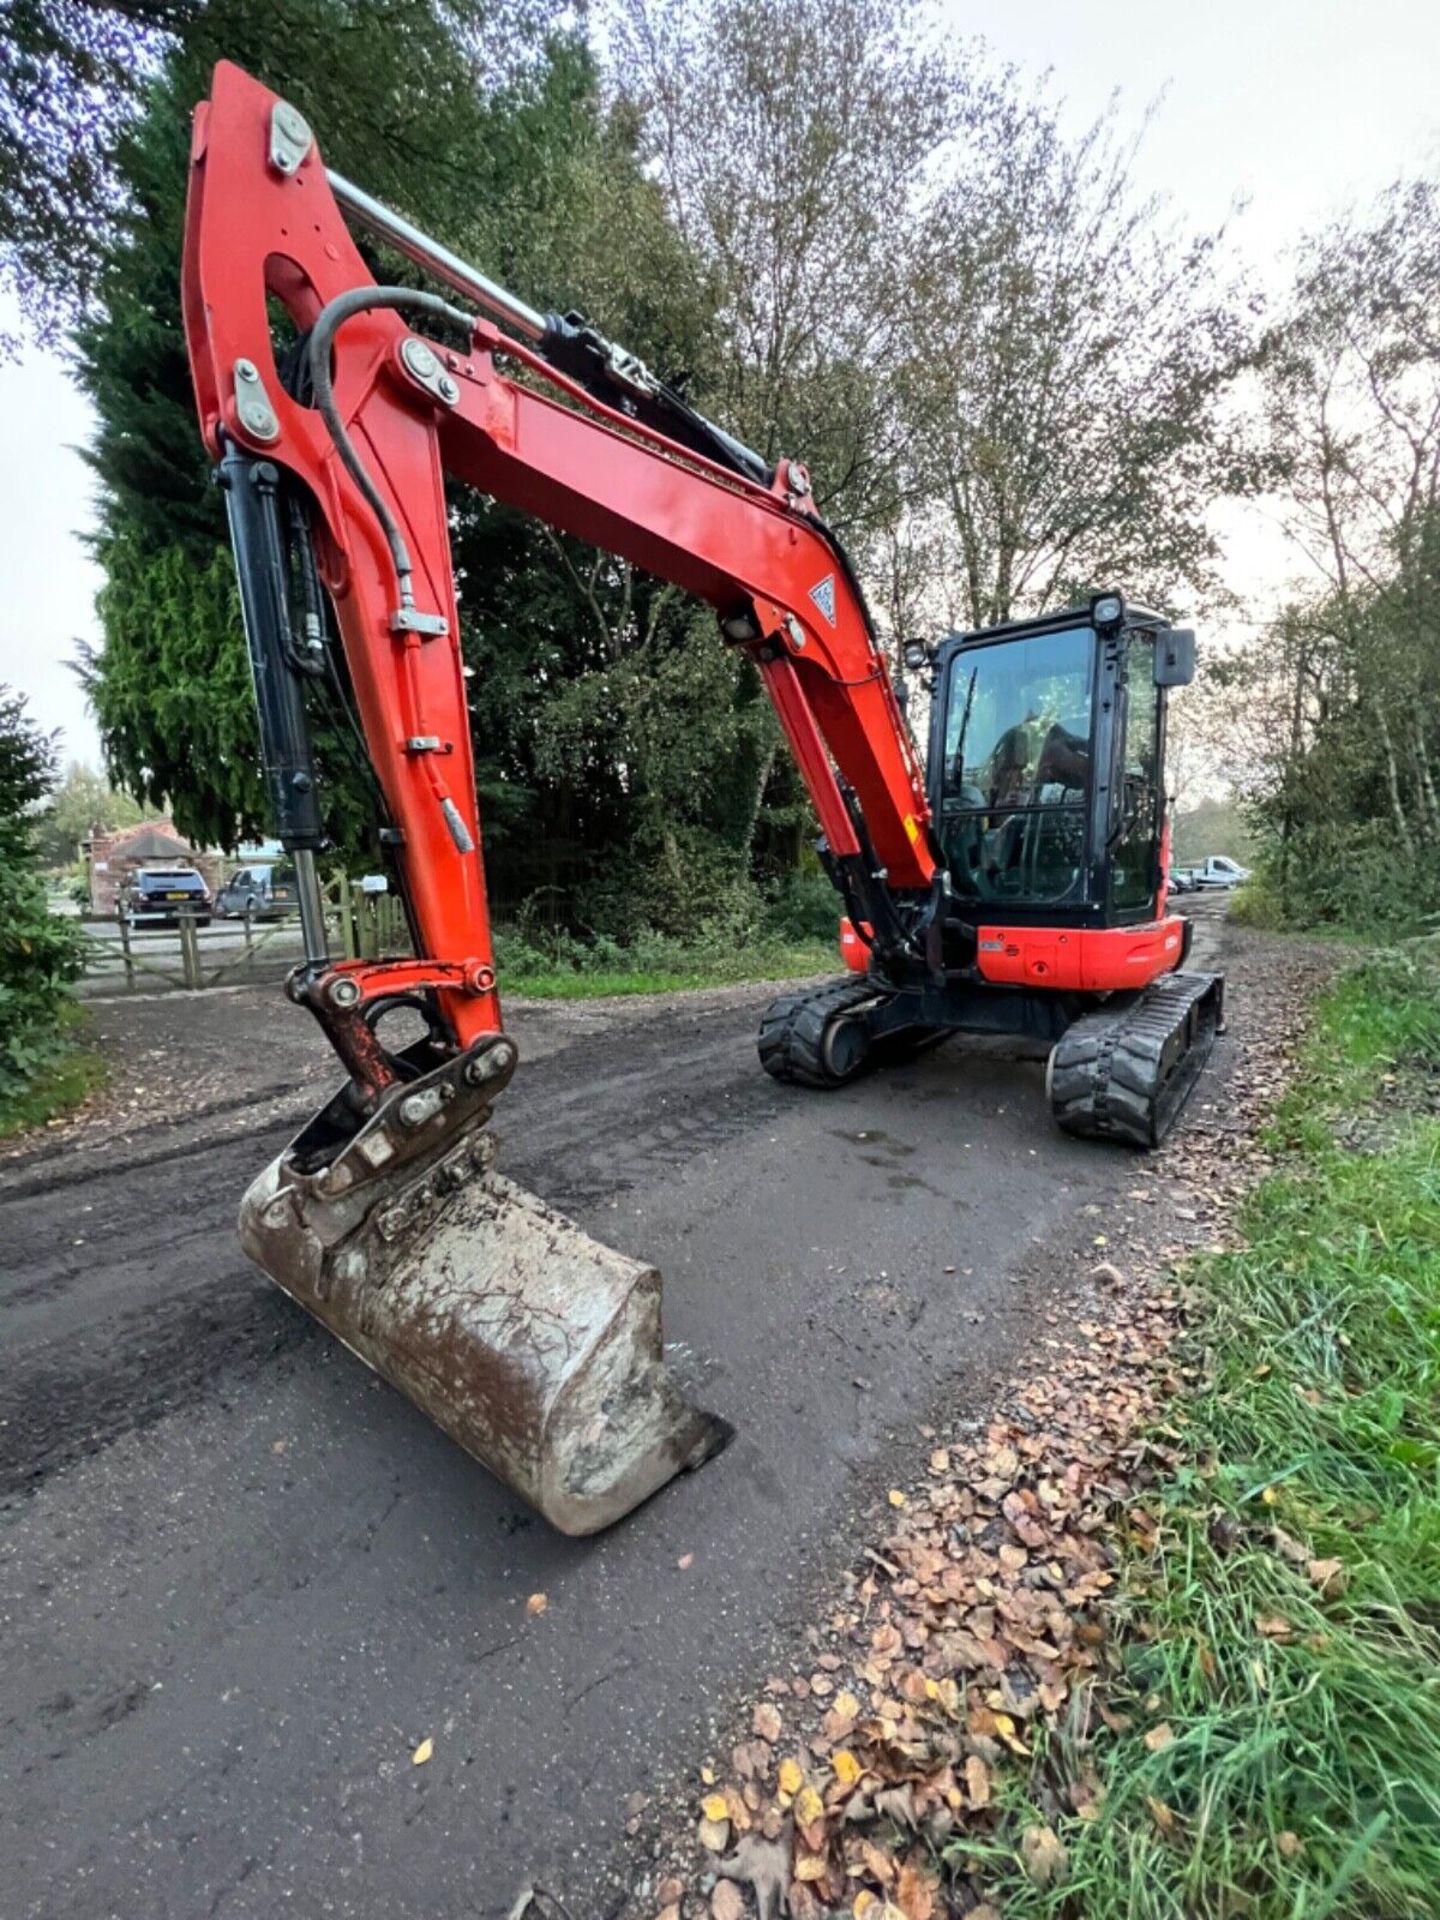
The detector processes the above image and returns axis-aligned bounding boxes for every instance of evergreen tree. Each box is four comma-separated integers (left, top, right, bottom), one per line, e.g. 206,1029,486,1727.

78,0,785,934
0,688,84,1098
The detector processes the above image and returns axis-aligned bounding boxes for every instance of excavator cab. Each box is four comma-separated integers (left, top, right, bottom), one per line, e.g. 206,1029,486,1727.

928,595,1179,925
767,595,1223,1138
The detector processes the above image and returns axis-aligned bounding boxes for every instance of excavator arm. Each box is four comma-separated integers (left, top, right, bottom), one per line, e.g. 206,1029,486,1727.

183,61,935,1099
179,63,941,1535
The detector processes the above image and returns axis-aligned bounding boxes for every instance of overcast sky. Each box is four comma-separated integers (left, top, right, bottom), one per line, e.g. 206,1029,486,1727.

2,0,1437,768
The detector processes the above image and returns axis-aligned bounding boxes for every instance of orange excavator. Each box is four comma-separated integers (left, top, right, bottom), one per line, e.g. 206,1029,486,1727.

181,64,1223,1533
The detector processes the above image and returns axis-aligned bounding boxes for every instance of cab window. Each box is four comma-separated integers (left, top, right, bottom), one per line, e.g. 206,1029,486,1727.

1108,635,1161,914
940,626,1094,906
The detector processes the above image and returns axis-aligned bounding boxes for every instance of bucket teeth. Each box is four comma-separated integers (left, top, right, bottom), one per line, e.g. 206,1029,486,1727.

240,1095,729,1534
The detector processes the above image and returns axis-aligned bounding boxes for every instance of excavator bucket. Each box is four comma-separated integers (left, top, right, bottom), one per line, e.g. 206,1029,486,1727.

237,1051,729,1535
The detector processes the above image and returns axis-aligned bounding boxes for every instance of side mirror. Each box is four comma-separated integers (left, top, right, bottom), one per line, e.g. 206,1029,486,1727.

1154,627,1196,688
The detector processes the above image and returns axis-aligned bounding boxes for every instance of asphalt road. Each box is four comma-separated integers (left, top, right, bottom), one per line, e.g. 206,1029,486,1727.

0,905,1228,1919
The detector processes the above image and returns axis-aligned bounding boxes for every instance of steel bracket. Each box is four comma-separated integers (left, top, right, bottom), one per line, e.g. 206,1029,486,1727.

232,359,280,443
269,100,312,177
400,335,461,407
390,608,449,637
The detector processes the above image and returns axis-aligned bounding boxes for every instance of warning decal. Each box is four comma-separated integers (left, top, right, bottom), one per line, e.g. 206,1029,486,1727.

808,573,837,627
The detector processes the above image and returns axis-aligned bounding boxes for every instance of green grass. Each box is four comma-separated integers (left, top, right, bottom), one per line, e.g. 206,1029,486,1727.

976,943,1440,1919
497,938,836,1000
0,1010,105,1140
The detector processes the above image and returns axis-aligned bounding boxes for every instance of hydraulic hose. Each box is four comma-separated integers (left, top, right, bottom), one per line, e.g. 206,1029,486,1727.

306,286,476,608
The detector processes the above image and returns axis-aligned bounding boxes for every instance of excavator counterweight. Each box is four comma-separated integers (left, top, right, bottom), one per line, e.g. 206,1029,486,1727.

182,64,1222,1534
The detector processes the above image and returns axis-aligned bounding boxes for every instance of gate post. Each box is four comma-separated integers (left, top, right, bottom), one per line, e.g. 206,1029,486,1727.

179,908,202,990
336,870,358,960
116,909,135,991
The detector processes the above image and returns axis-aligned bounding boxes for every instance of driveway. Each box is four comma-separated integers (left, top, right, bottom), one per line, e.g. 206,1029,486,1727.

0,901,1229,1918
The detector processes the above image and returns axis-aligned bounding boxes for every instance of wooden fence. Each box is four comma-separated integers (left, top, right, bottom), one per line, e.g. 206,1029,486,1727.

78,874,413,996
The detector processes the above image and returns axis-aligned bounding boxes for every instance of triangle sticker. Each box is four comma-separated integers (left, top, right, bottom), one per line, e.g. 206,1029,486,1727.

808,573,837,627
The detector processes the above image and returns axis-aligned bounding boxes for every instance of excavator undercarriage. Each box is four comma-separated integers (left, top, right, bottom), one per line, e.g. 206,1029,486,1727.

181,63,1224,1535
760,966,1225,1149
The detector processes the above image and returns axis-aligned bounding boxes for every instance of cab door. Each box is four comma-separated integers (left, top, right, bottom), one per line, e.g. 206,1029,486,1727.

1107,634,1163,920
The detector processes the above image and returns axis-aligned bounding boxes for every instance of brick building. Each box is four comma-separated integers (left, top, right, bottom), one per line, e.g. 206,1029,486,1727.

85,821,225,916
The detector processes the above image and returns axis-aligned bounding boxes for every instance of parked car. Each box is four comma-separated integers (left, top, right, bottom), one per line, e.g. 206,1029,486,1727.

119,865,212,926
214,863,300,920
1191,855,1250,890
1168,866,1197,895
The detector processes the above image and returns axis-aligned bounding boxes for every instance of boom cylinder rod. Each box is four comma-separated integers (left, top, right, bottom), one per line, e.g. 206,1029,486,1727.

217,442,330,970
326,169,546,345
290,850,329,970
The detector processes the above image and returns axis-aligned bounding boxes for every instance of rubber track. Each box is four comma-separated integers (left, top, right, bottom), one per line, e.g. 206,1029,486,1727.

1048,969,1224,1148
758,976,881,1089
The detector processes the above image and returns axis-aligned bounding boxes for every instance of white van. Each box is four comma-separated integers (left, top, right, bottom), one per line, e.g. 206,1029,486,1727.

1192,855,1250,889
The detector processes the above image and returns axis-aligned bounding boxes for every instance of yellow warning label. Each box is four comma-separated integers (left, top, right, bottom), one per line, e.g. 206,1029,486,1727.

903,814,921,843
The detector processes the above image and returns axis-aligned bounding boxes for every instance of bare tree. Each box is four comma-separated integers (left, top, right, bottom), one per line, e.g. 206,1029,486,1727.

1260,176,1440,852
896,78,1259,629
609,0,965,531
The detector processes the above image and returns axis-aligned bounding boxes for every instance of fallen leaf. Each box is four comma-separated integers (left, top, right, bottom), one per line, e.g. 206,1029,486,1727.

411,1737,433,1766
702,1765,716,1785
1277,1830,1304,1858
698,1815,730,1852
795,1784,825,1831
964,1754,991,1807
928,1449,950,1475
778,1756,804,1797
888,1490,907,1509
1255,1614,1293,1639
853,1894,881,1920
525,1592,548,1617
701,1793,731,1824
832,1749,862,1787
712,1881,745,1920
794,1853,827,1882
896,1861,936,1920
1143,1722,1176,1753
723,1786,752,1833
1306,1557,1345,1597
1146,1794,1178,1835
833,1690,861,1722
1020,1823,1068,1887
753,1701,783,1743
873,1785,916,1828
992,1711,1028,1755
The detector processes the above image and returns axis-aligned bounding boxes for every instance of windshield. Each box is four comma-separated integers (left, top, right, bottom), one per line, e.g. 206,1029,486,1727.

940,626,1095,906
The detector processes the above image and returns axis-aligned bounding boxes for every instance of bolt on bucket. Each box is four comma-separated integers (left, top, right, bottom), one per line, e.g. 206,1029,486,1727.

238,1045,730,1535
